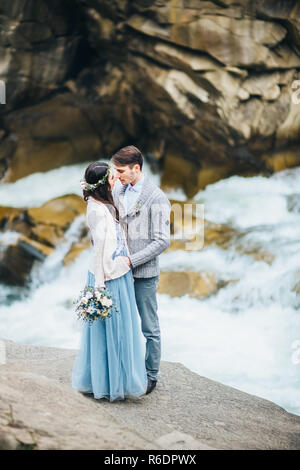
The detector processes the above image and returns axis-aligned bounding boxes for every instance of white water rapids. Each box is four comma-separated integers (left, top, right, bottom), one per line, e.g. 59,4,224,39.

0,162,299,415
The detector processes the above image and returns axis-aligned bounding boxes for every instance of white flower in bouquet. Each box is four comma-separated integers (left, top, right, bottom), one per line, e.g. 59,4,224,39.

102,297,113,307
74,284,119,324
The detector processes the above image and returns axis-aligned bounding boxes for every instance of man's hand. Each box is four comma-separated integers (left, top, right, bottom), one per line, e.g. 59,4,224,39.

120,256,131,267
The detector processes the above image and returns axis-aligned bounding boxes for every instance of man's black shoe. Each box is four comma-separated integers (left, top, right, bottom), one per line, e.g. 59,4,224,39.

146,379,157,395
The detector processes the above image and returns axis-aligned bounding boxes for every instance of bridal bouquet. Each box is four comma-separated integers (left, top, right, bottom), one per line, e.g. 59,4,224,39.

74,285,119,325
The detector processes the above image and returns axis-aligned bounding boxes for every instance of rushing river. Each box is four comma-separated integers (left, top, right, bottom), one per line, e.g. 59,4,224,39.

0,161,299,416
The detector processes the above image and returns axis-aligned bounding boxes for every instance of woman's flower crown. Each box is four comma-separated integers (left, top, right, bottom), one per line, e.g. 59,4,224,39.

80,165,111,191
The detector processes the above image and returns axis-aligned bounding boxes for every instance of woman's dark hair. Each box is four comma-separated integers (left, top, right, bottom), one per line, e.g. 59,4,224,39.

83,162,119,221
111,145,143,170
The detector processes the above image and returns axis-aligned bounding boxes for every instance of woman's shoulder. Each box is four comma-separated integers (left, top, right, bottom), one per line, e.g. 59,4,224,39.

87,196,106,211
86,197,108,221
87,197,118,224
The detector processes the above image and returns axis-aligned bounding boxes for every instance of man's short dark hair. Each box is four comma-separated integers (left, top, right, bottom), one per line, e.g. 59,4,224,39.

111,145,143,170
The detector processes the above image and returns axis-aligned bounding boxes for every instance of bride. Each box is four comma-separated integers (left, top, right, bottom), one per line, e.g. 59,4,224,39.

72,161,147,401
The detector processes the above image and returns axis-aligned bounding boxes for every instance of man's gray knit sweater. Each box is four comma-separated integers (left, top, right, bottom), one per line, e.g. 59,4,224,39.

112,175,171,278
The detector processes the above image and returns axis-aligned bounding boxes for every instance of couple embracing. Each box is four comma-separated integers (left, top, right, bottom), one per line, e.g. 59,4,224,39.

72,145,171,401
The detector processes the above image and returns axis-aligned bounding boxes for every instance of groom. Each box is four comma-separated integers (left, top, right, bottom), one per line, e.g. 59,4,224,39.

111,145,171,395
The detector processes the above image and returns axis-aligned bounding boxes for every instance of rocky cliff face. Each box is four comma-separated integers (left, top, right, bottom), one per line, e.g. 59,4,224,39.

1,1,300,195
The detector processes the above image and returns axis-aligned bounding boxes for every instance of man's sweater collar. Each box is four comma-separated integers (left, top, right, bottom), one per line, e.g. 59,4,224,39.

119,174,157,216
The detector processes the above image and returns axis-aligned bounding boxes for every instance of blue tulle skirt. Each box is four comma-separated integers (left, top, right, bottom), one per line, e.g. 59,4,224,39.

72,246,147,401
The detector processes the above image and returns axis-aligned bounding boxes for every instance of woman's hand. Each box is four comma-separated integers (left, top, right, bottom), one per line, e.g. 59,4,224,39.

120,256,131,267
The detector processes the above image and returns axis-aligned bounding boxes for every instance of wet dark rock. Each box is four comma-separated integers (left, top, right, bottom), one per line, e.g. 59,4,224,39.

0,1,300,194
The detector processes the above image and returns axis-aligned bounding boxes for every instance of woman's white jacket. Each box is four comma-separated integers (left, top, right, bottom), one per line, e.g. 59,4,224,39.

86,196,130,287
